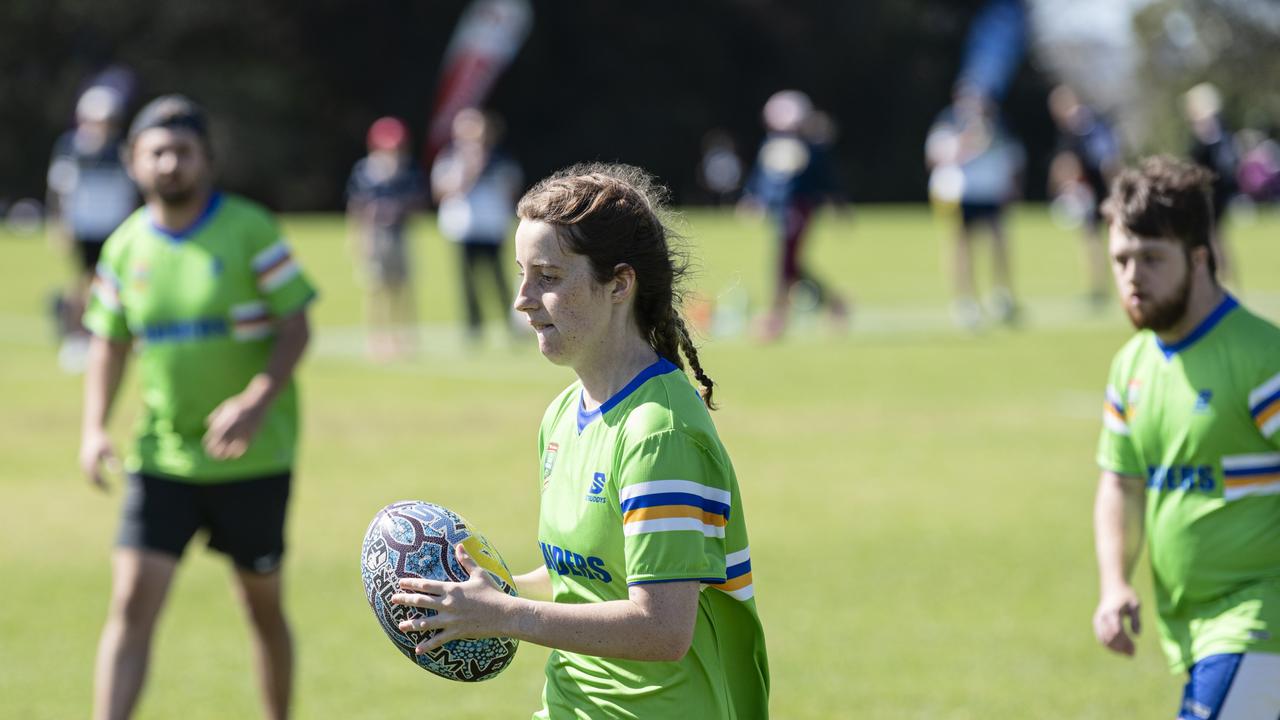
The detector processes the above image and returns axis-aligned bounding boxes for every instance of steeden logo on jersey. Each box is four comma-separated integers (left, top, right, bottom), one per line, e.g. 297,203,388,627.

584,472,607,504
1193,389,1213,413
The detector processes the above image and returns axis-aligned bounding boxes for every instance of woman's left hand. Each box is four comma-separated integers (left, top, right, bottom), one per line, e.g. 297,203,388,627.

390,544,517,654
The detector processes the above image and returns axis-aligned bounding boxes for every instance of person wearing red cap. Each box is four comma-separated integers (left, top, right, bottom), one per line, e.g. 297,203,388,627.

346,116,424,359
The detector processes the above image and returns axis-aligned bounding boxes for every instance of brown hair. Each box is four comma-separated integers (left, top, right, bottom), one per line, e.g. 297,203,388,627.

517,163,717,409
1101,155,1217,277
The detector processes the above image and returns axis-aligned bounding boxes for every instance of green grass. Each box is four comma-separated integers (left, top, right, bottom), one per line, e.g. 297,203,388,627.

2,205,1278,718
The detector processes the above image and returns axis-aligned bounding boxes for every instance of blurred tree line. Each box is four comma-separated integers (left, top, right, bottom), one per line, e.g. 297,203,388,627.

0,0,1107,210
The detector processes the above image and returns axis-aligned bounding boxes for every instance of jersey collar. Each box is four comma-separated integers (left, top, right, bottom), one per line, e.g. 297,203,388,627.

147,191,222,242
577,357,679,433
1154,293,1238,359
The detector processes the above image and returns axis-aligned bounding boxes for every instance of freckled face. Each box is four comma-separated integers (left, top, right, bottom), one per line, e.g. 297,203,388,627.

512,220,612,367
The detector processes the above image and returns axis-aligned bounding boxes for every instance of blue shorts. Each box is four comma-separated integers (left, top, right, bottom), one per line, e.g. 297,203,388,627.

1179,653,1280,719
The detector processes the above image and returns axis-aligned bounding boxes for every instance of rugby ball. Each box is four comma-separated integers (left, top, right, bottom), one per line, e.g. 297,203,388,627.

360,500,519,682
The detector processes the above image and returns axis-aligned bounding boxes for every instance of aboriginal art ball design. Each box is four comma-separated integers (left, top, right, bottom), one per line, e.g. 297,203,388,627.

360,500,519,682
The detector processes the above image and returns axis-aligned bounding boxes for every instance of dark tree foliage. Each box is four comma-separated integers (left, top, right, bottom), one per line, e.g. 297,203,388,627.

1,0,1058,209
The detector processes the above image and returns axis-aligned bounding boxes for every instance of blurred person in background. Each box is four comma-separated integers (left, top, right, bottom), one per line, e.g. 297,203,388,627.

1236,128,1280,203
1092,156,1280,719
431,107,522,345
46,85,138,372
740,90,849,343
80,95,316,720
346,116,423,360
1047,84,1121,310
696,129,744,205
926,83,1025,331
1183,83,1238,285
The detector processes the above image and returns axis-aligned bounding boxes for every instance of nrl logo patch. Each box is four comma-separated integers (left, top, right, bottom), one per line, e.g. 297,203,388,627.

542,442,559,480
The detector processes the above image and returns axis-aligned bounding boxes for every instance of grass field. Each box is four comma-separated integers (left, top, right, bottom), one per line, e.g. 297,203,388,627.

2,205,1277,718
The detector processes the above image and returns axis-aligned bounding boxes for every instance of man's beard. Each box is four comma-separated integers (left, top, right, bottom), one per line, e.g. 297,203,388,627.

1125,266,1192,332
153,184,198,205
142,175,200,206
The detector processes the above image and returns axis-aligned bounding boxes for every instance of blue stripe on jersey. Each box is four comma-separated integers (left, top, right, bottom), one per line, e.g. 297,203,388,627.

147,192,223,242
726,559,751,580
577,357,680,432
620,492,731,518
1222,463,1280,478
628,576,727,586
1250,388,1280,418
142,317,229,343
1156,294,1238,359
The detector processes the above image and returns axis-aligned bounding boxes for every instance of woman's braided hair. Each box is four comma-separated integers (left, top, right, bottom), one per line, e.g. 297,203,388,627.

517,163,716,409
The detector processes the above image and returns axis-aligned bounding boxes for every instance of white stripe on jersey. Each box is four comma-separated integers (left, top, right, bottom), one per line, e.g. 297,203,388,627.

622,517,725,538
251,240,290,272
725,547,751,568
230,300,268,321
1263,414,1280,439
260,260,299,293
620,479,731,505
720,585,755,601
1248,371,1280,410
1103,413,1130,436
1221,452,1280,472
1105,385,1125,408
1218,653,1280,720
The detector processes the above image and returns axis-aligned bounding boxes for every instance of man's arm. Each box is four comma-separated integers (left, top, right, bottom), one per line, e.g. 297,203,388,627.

203,309,311,460
80,336,131,489
1092,469,1146,656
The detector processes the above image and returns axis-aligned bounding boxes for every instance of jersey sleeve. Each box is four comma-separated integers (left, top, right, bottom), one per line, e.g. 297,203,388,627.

617,430,729,586
82,235,132,340
247,217,317,318
1096,356,1144,477
1248,367,1280,448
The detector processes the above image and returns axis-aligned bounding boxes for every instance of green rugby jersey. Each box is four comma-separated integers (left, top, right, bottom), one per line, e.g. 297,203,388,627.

534,358,769,719
84,192,316,482
1097,294,1280,672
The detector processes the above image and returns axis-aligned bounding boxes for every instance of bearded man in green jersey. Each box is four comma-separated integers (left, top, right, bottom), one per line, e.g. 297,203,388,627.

79,96,316,720
1093,156,1280,718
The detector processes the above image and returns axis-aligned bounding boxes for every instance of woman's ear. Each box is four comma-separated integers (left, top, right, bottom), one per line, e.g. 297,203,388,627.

611,263,637,303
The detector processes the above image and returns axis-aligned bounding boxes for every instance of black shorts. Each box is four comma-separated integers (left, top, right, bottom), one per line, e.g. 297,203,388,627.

960,202,1003,227
118,471,291,573
75,238,107,273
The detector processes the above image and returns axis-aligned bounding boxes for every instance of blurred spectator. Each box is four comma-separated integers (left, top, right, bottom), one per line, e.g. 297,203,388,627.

740,90,850,342
1047,84,1121,309
346,116,424,360
1183,82,1238,284
431,107,522,345
46,85,138,371
696,129,743,205
1237,128,1280,202
926,84,1025,330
